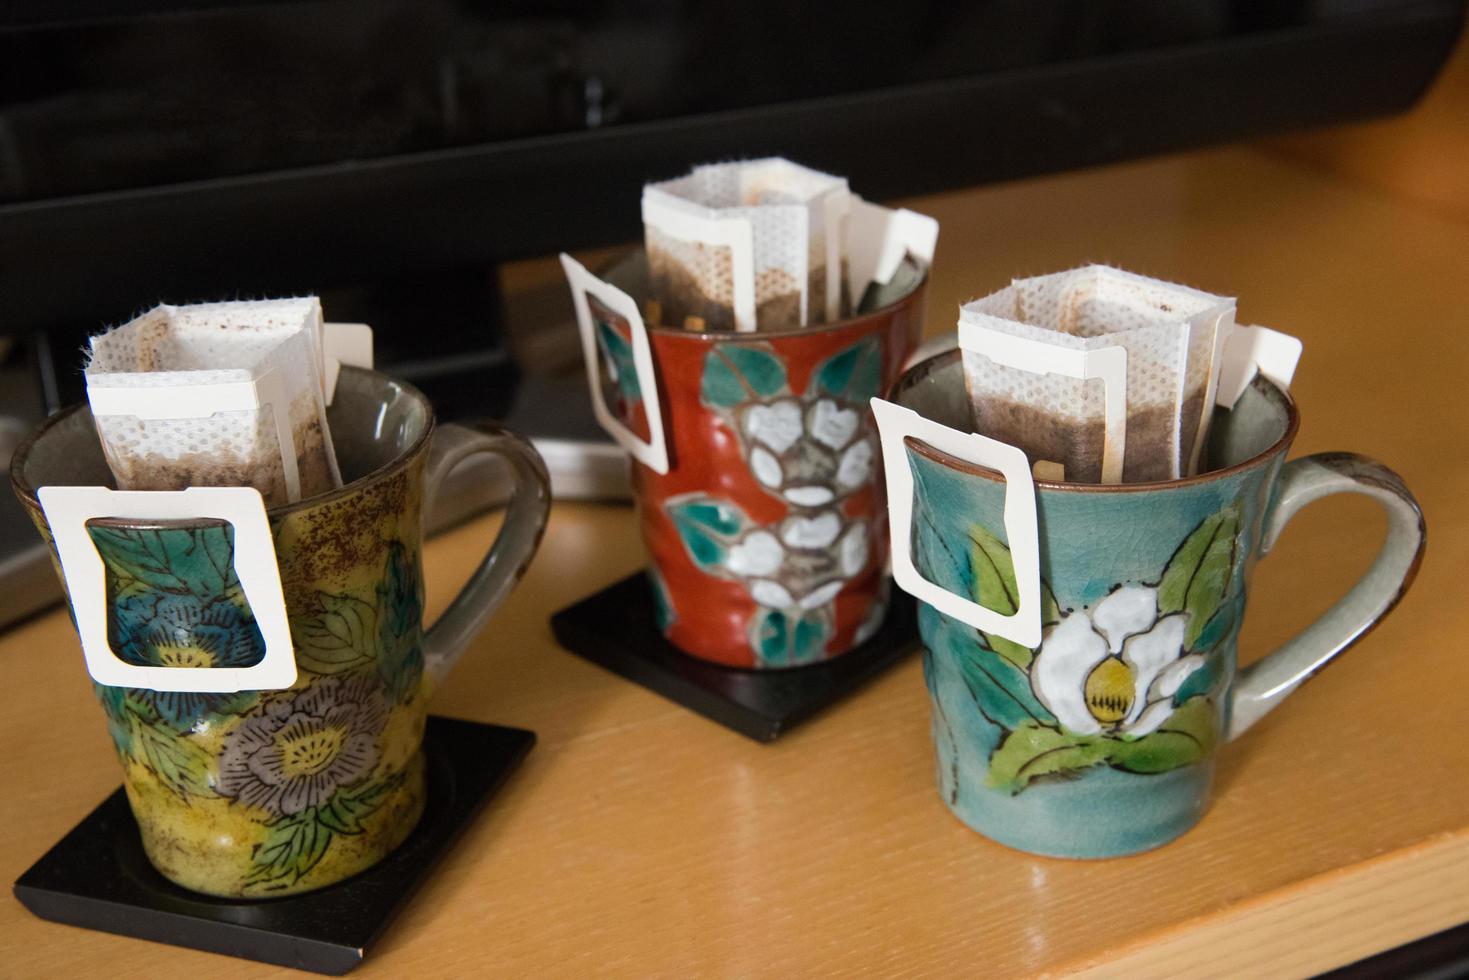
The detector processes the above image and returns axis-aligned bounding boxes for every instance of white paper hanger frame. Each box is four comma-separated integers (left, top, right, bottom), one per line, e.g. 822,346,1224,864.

321,321,375,406
1216,323,1303,408
37,485,297,693
871,398,1044,648
560,253,671,475
846,197,939,301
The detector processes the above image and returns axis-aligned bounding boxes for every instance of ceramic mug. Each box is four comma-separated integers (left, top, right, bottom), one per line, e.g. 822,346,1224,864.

874,350,1424,858
11,367,550,896
562,252,926,668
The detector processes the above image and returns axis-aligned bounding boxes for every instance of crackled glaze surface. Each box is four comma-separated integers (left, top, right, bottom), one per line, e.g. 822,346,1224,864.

896,355,1289,857
16,374,438,897
894,351,1426,858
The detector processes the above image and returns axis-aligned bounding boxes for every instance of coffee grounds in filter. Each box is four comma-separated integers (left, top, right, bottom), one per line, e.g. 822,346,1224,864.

646,238,804,331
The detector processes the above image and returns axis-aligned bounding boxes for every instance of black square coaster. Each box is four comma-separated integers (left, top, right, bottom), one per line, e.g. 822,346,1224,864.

550,573,918,742
13,716,535,975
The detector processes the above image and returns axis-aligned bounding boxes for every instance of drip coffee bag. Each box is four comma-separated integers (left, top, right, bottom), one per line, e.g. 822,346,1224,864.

84,298,342,507
959,266,1233,483
642,158,851,331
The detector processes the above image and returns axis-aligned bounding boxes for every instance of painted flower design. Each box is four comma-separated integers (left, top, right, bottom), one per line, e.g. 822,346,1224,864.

1032,585,1205,738
84,521,267,730
664,336,885,665
914,502,1241,795
109,590,264,730
219,676,387,817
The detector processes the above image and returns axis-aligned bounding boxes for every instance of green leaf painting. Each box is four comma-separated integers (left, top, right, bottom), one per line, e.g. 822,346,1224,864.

814,336,882,402
247,807,334,887
666,495,751,570
314,779,395,836
1106,697,1218,774
124,694,214,798
247,775,402,888
987,722,1112,793
987,697,1218,794
968,524,1059,669
289,540,423,700
1158,505,1240,648
293,593,378,674
701,344,788,408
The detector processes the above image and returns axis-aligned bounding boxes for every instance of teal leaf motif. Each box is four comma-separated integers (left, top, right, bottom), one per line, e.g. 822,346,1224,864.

87,522,237,599
647,569,676,631
94,682,133,759
793,615,826,662
752,607,830,667
814,336,883,402
666,495,751,571
1172,653,1219,706
596,319,641,400
952,635,1056,731
755,608,789,663
376,542,424,702
701,345,788,408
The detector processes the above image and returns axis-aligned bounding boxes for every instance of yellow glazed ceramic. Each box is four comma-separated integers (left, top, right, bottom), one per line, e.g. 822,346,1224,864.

11,368,550,897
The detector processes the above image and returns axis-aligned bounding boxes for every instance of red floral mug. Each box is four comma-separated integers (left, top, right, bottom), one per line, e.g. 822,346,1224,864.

563,251,926,668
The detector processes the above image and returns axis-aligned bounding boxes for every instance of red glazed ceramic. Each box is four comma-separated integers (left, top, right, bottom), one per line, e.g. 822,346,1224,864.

564,251,926,668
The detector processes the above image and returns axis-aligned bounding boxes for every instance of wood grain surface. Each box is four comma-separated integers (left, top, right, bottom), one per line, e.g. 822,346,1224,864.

3,143,1468,978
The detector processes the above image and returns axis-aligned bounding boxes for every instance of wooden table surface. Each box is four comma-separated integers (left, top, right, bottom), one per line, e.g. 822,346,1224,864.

4,144,1469,979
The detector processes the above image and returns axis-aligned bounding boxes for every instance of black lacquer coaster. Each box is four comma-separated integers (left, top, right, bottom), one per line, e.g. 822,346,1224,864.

550,573,919,742
13,716,535,975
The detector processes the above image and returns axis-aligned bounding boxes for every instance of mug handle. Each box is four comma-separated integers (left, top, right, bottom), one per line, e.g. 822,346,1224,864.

1228,453,1425,739
419,420,552,688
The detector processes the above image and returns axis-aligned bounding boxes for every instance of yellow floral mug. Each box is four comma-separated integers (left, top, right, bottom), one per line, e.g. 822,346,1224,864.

11,367,550,897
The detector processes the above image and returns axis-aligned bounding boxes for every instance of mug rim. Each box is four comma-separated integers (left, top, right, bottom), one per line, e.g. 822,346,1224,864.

895,347,1301,494
601,248,929,343
9,365,437,523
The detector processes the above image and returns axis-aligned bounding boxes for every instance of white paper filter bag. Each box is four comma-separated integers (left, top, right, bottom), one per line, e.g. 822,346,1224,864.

959,266,1234,483
642,158,851,331
84,298,342,507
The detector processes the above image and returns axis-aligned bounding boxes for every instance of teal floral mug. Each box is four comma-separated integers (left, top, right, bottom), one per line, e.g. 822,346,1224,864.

11,367,550,896
874,350,1425,858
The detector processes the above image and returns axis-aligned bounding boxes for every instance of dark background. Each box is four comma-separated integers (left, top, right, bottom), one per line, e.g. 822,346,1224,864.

0,0,1463,415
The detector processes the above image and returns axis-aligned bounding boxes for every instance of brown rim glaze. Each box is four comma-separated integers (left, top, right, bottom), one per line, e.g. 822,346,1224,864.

895,348,1301,494
598,248,929,343
9,366,437,522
